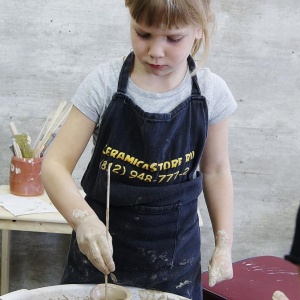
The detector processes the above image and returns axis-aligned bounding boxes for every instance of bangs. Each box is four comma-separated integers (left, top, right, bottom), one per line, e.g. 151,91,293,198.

125,0,196,29
125,0,214,59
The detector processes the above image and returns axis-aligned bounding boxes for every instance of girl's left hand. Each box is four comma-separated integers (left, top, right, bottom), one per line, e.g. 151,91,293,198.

272,291,290,300
208,230,233,287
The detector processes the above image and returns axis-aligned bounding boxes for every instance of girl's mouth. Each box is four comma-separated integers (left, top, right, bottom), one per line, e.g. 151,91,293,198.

148,64,166,70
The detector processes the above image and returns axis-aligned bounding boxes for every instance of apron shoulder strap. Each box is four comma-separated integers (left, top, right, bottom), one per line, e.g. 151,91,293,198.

187,55,202,96
117,52,135,94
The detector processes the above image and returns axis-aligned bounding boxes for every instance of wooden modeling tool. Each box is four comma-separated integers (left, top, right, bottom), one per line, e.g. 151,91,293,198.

105,164,111,300
9,122,34,158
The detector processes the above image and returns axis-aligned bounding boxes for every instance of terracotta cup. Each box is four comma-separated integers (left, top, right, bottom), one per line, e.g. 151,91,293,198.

9,156,44,196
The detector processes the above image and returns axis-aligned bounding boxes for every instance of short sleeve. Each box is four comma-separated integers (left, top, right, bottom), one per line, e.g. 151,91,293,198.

71,58,122,124
198,70,237,125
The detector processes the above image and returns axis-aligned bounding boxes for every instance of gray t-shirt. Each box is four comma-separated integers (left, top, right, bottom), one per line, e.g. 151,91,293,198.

72,56,237,141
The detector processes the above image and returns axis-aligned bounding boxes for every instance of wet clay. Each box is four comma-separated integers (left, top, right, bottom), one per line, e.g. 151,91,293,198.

90,283,132,300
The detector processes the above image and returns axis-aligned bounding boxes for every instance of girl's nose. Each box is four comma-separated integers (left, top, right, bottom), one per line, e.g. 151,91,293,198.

148,40,164,58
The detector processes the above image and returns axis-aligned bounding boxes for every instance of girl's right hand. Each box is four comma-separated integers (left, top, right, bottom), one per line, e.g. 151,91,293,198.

75,214,115,274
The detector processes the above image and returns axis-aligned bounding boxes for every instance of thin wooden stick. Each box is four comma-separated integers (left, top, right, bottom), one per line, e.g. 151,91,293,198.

38,100,66,144
49,104,71,135
33,101,71,157
12,139,22,158
9,122,18,136
35,104,70,156
9,122,23,157
105,164,111,300
33,101,65,145
105,275,108,300
106,164,111,234
32,116,50,150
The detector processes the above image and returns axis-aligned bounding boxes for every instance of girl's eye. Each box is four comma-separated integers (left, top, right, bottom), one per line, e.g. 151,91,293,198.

167,37,182,43
135,30,183,43
135,30,150,39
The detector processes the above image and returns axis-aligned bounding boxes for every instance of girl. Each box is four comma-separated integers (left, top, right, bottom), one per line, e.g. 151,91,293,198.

42,0,236,299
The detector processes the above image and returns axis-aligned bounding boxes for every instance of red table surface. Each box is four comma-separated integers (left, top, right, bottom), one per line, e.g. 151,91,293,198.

202,256,300,300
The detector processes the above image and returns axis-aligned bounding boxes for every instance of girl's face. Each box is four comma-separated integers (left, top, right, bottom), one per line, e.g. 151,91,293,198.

130,18,202,81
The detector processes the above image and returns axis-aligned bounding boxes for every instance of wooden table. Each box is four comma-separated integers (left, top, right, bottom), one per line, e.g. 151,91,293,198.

0,185,73,295
202,256,300,299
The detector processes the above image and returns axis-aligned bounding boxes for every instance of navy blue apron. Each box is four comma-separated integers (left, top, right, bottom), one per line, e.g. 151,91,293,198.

61,52,208,300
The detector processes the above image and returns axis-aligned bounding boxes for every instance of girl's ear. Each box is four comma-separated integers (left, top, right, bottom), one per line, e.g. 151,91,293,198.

196,29,203,40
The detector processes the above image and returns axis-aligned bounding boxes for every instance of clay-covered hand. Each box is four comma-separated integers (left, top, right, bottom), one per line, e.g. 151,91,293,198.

272,291,290,300
75,214,115,274
208,230,233,287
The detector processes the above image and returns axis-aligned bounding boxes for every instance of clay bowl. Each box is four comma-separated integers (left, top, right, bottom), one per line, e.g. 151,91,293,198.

90,283,132,300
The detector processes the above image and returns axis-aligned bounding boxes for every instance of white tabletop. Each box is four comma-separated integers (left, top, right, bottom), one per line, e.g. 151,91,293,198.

0,185,68,224
0,185,75,295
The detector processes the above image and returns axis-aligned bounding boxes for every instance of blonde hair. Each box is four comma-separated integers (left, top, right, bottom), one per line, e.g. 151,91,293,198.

124,0,214,59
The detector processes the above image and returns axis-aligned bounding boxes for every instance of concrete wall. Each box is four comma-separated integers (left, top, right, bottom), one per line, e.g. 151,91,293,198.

1,0,299,269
